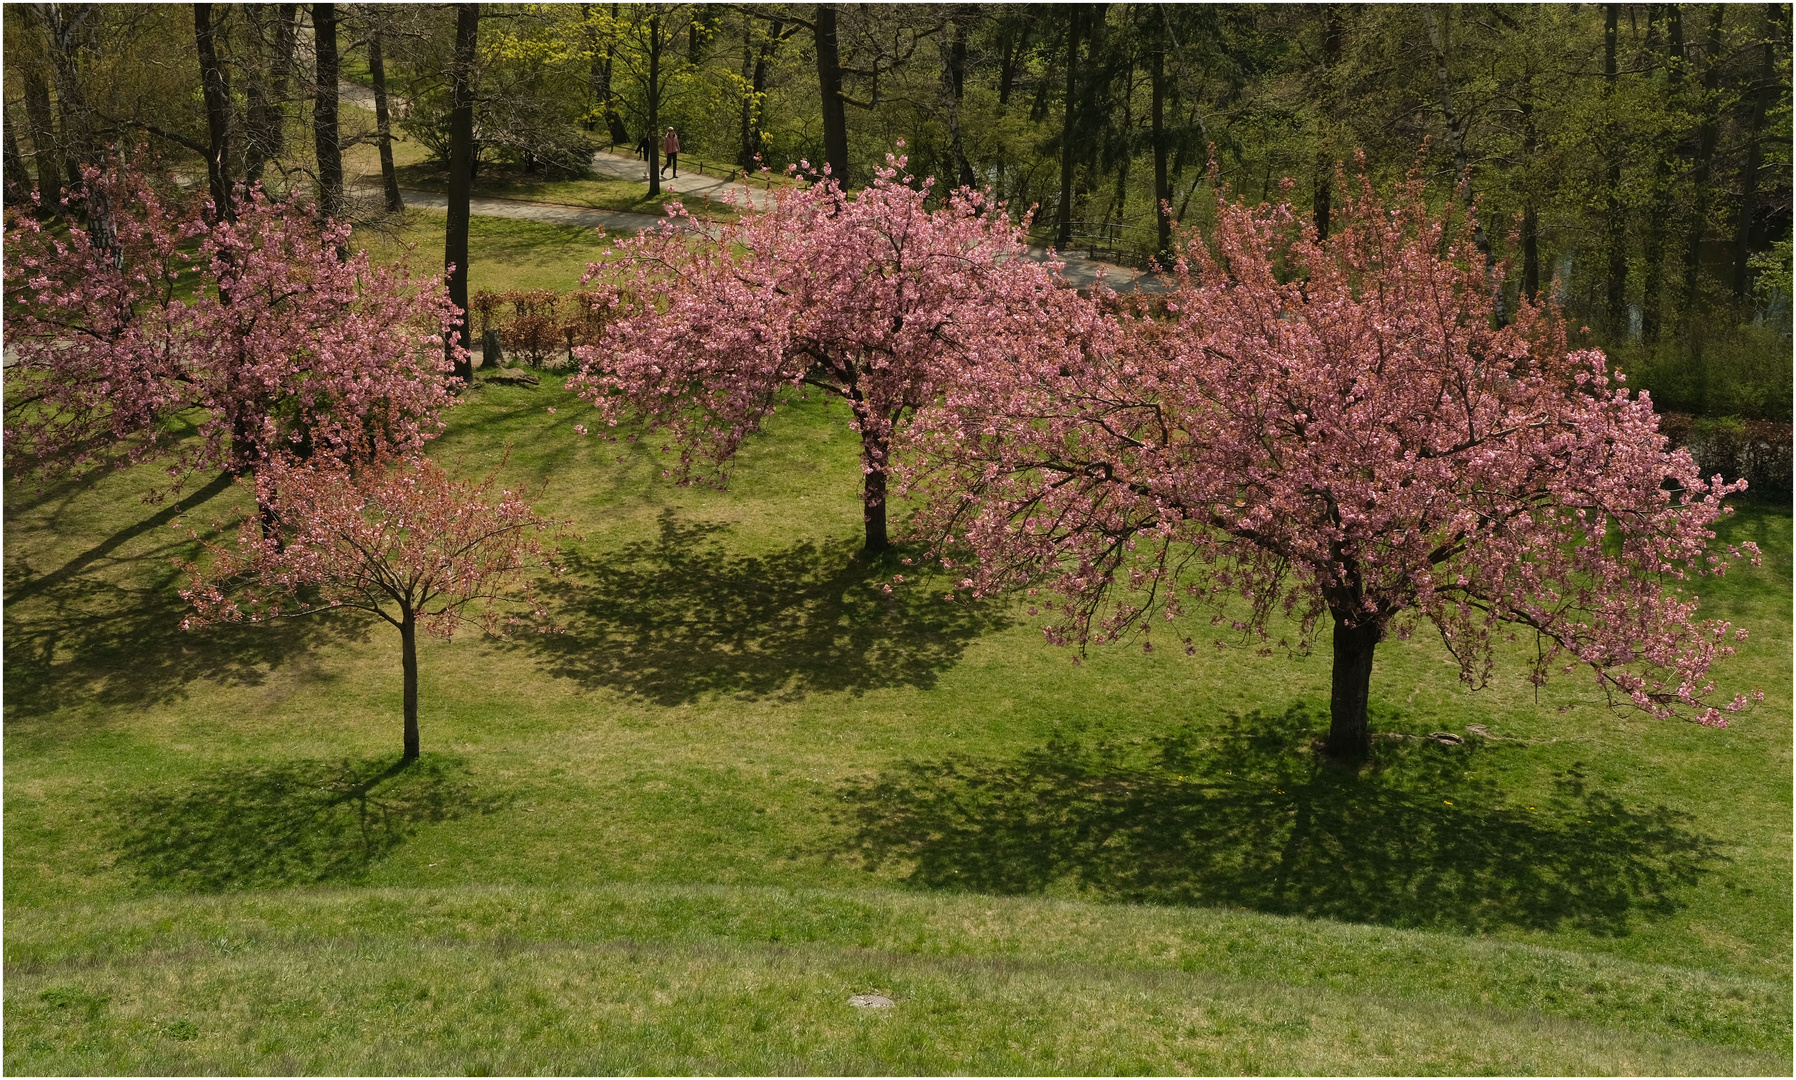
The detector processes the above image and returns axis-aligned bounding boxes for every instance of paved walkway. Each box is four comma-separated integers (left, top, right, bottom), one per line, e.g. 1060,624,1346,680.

353,78,1168,292
588,146,778,212
359,183,665,234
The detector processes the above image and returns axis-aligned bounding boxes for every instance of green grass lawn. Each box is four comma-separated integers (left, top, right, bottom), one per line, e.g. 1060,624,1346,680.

349,212,616,297
5,380,1791,1073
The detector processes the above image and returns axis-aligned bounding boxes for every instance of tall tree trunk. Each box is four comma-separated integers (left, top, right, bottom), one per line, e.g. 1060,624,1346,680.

741,16,780,170
271,4,297,157
1604,4,1629,336
997,16,1028,106
1056,6,1081,250
1679,6,1725,330
312,1,343,219
41,4,113,253
944,13,975,189
22,64,60,207
1313,4,1345,240
446,2,479,385
1151,40,1170,258
243,12,271,185
4,107,31,205
647,13,662,195
815,3,848,186
1520,96,1540,301
1641,3,1684,344
1325,613,1379,760
369,28,403,212
195,2,234,221
40,3,94,173
738,18,756,168
401,613,420,759
586,3,627,144
1730,5,1777,299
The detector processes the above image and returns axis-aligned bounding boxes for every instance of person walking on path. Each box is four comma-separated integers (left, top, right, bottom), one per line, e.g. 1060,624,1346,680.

661,127,681,179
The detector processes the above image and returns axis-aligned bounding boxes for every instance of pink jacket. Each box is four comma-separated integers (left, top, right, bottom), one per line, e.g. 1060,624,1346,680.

663,131,681,155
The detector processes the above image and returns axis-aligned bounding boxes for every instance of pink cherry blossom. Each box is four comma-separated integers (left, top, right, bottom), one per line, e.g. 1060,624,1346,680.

179,455,563,759
570,153,1092,553
4,160,460,497
904,169,1759,758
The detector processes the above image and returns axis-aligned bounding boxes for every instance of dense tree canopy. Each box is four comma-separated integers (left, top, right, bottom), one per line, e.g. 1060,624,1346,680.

570,154,1087,553
3,162,459,491
5,4,1785,421
904,173,1763,757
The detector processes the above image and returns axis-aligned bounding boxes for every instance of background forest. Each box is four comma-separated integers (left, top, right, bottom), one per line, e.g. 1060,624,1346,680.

5,1,1792,419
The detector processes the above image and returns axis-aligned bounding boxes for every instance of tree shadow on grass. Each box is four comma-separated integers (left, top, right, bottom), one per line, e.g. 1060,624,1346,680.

113,754,508,891
835,705,1724,936
519,511,1009,705
4,497,372,724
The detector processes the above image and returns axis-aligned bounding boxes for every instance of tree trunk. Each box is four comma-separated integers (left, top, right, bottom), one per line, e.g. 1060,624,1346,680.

748,19,779,168
5,107,33,205
369,29,404,213
312,2,343,220
1730,5,1776,299
1679,6,1725,329
446,2,479,385
1325,613,1379,760
647,14,662,195
1056,6,1081,250
944,15,975,189
22,64,60,207
738,18,756,168
401,613,420,759
41,4,113,254
1150,44,1171,258
997,16,1028,106
271,4,298,158
1603,4,1628,336
815,3,848,186
195,2,234,221
860,427,891,555
1641,4,1684,344
1313,5,1345,241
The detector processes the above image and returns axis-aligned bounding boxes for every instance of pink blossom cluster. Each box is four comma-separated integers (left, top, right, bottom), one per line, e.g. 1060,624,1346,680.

902,171,1760,726
568,155,1088,548
179,455,561,639
4,162,461,491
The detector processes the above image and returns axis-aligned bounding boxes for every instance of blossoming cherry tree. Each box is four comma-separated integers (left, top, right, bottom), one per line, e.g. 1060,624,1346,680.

905,173,1759,759
571,155,1091,554
180,457,562,760
4,163,460,494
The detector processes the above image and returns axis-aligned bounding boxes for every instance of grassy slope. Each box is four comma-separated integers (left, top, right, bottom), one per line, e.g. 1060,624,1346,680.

5,353,1791,1066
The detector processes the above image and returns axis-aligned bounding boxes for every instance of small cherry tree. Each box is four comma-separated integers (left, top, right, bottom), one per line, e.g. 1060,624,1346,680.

4,162,460,493
906,173,1760,759
570,154,1089,554
180,456,562,759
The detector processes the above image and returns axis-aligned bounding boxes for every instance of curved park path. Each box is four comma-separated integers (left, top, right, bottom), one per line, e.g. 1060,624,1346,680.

339,78,1162,294
364,164,1162,293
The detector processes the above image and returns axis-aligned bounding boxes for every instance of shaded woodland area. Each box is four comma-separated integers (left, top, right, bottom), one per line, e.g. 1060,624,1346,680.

4,3,1790,420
